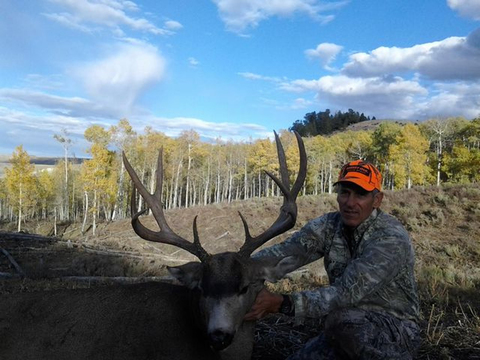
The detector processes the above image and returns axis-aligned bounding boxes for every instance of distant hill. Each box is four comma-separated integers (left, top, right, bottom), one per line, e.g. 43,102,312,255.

0,157,86,178
28,156,86,166
343,119,413,132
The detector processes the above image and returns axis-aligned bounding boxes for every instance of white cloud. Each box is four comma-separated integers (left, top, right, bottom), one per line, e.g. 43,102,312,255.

305,42,343,70
120,1,140,12
164,20,183,30
448,0,480,20
0,102,271,156
188,57,200,67
259,96,313,110
0,87,124,121
343,29,480,80
422,81,480,119
136,115,270,142
23,74,65,91
0,105,86,132
238,72,282,82
283,97,313,110
211,0,348,33
72,43,166,116
0,89,90,113
242,28,480,121
45,0,181,35
1,43,167,121
43,12,95,33
292,97,313,109
0,105,91,156
279,75,430,118
278,73,480,120
284,75,426,97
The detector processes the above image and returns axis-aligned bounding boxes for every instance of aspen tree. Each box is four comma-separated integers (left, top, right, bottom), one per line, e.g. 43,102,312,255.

53,129,72,220
371,122,402,190
5,145,36,231
37,169,55,220
81,126,117,235
389,124,430,189
110,119,136,220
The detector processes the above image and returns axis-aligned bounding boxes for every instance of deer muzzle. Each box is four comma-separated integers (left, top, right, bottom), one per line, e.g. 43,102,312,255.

208,329,234,351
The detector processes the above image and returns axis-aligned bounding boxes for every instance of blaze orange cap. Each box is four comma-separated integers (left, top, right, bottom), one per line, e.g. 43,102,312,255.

334,160,382,191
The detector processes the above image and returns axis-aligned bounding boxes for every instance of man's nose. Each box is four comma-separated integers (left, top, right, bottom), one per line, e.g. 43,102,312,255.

345,193,357,206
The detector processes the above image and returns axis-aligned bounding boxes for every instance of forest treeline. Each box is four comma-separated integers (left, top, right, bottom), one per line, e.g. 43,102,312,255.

0,117,479,234
290,108,376,136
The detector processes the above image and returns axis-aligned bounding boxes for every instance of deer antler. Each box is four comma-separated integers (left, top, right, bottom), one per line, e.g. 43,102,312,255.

238,131,307,257
123,150,209,262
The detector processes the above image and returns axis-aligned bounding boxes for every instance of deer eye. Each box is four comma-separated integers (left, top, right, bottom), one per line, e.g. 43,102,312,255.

239,285,249,295
194,285,204,295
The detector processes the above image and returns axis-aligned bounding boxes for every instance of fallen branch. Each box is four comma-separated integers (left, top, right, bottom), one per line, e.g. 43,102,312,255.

81,245,149,259
7,247,57,254
81,245,191,263
0,231,57,242
0,271,22,279
214,231,230,241
60,275,176,284
0,248,26,277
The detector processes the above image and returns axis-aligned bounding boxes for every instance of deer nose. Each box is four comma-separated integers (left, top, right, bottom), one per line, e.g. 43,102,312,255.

208,329,234,351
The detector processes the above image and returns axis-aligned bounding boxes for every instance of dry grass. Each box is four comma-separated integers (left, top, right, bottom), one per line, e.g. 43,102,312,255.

1,183,480,359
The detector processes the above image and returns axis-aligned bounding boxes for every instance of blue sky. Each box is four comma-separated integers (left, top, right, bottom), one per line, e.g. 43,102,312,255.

1,0,479,157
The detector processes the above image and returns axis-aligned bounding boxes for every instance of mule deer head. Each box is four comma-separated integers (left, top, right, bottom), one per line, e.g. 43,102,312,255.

123,131,307,355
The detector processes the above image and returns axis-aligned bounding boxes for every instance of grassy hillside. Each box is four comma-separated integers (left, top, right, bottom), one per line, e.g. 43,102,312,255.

1,183,479,358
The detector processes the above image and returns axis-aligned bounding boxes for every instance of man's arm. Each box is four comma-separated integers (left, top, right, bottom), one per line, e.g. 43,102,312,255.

252,214,330,269
246,214,332,320
292,227,412,320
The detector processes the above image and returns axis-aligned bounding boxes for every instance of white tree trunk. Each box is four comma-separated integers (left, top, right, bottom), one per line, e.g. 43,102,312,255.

92,190,97,236
244,158,248,200
173,158,183,208
185,144,192,208
203,159,211,206
17,184,22,232
82,191,89,234
328,161,333,194
112,160,125,220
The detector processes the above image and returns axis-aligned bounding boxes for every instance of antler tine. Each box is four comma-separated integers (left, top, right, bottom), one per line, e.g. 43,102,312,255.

291,131,308,196
273,131,290,189
239,131,307,257
123,151,209,262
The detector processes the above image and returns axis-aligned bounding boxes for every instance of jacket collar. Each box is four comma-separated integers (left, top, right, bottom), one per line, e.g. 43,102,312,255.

341,208,380,243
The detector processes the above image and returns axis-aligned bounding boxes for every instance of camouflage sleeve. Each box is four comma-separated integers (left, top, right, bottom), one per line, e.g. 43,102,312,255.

252,214,332,275
292,221,412,321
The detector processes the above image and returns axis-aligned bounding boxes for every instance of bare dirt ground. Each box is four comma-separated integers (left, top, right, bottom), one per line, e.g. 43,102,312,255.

1,184,480,359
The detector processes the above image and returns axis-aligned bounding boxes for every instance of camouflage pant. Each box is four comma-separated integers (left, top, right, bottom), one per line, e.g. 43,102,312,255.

287,308,420,360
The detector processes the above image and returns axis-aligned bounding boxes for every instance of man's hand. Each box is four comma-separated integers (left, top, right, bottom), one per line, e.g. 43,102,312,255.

244,288,283,321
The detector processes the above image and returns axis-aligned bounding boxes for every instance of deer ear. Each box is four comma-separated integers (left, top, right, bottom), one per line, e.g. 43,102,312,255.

258,256,298,282
168,262,203,289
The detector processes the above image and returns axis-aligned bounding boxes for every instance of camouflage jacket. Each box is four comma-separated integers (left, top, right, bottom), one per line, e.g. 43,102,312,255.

255,209,420,323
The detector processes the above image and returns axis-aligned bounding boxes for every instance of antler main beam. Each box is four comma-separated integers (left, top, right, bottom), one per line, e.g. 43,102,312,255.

123,130,306,262
238,131,307,257
123,150,209,262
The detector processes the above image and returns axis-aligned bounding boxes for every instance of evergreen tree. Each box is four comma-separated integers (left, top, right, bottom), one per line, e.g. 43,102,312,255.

290,108,373,136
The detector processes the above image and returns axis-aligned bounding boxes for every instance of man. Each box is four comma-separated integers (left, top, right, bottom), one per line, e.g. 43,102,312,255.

245,160,421,359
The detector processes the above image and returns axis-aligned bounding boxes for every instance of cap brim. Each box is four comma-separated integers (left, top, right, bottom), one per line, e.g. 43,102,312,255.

333,178,376,192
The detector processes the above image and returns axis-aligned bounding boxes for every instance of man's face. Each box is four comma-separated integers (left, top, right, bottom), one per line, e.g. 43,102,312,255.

336,183,383,228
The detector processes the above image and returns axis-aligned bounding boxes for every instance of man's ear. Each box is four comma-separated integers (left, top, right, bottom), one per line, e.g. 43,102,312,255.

257,256,298,283
373,191,384,208
168,262,203,289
